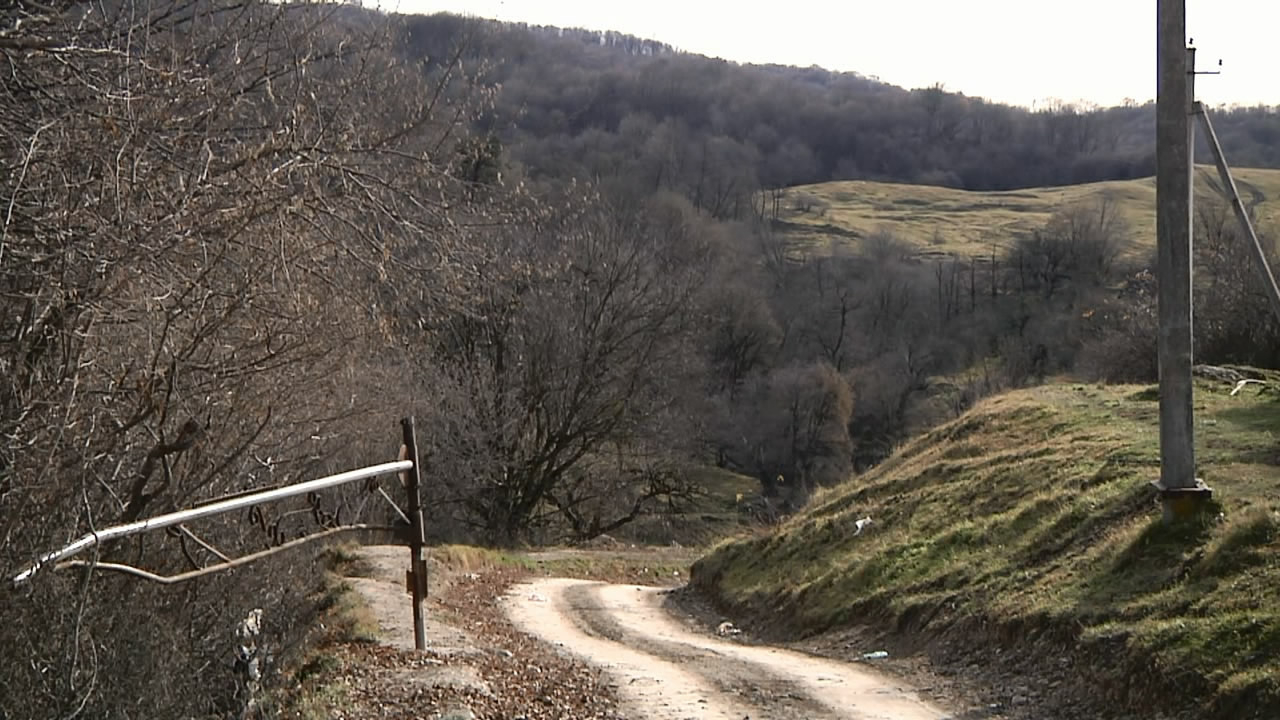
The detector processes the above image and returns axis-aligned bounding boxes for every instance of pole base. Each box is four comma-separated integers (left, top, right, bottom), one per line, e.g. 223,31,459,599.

1151,478,1213,524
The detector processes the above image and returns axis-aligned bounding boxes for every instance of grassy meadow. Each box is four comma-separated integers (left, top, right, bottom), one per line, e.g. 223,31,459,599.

777,166,1280,261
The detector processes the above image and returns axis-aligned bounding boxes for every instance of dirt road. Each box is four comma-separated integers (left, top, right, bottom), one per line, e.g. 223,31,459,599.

504,577,953,720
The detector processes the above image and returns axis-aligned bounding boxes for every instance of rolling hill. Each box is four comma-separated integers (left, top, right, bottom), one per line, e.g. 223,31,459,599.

775,166,1280,261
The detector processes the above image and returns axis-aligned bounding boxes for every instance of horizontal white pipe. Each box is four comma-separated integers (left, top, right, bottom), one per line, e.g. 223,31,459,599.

12,460,413,585
56,525,402,585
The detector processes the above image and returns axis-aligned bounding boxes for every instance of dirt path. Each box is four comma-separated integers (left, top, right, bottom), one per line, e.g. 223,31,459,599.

344,545,476,653
322,546,624,719
504,577,953,720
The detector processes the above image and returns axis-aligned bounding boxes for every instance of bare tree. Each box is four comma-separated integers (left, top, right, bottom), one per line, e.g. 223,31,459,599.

1,2,504,716
1009,195,1127,300
1194,198,1280,365
716,362,853,505
704,281,782,395
419,195,711,544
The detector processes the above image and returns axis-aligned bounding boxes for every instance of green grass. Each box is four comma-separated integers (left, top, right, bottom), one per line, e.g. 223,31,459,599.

688,465,761,510
315,574,381,643
778,166,1280,260
693,373,1280,716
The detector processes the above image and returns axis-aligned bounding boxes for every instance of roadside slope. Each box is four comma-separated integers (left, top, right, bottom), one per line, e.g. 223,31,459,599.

692,372,1280,719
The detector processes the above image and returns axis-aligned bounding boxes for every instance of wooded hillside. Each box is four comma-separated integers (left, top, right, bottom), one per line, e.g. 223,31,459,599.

401,13,1280,199
3,4,1279,717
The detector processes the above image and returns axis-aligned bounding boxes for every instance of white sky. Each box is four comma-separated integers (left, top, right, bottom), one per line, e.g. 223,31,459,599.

383,1,1277,109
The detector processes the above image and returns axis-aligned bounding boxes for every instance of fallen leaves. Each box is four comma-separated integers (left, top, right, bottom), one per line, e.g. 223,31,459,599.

290,567,624,720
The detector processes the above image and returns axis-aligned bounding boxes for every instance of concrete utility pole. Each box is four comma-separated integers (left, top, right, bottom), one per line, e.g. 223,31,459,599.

1154,0,1211,521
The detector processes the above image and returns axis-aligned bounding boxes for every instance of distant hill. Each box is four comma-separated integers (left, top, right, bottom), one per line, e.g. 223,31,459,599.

773,166,1280,261
398,12,1280,203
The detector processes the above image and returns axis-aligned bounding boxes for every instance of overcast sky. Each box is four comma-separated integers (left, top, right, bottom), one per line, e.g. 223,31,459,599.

384,1,1276,109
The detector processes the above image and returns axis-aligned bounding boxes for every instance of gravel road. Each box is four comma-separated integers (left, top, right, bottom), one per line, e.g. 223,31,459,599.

504,577,953,720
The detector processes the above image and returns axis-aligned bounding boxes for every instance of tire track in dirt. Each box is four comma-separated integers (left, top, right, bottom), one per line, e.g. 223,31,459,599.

506,577,755,719
561,582,835,719
505,577,953,720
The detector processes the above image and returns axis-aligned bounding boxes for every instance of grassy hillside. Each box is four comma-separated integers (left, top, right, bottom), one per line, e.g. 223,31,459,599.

692,372,1280,718
616,465,761,546
778,166,1280,260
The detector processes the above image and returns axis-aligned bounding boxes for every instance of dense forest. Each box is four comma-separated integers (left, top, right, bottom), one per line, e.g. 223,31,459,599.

404,13,1280,198
2,3,1279,717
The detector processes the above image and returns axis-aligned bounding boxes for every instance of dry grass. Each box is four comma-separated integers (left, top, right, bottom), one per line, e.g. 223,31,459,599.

694,371,1280,717
267,546,383,719
432,543,510,572
311,545,385,644
777,166,1280,261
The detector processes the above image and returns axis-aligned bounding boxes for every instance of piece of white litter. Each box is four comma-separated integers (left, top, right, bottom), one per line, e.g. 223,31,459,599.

716,621,742,636
1231,379,1267,396
854,516,874,535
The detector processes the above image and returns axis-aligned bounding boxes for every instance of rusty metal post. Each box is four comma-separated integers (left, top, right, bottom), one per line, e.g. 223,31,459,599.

401,417,427,651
